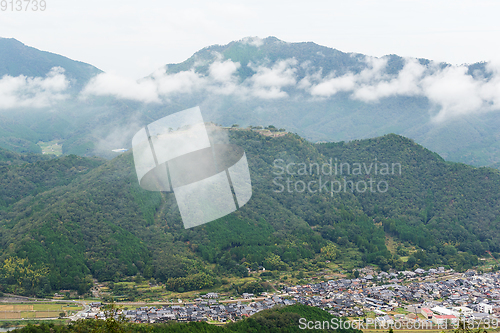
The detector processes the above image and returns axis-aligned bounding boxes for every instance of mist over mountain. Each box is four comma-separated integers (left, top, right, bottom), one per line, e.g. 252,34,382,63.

1,36,500,168
0,38,101,88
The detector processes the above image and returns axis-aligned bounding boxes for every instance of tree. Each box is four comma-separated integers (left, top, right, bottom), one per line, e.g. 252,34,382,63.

320,243,338,260
0,257,49,295
98,302,127,333
263,254,288,271
406,256,417,268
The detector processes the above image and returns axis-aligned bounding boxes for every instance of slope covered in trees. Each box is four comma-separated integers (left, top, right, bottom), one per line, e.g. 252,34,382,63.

0,130,498,296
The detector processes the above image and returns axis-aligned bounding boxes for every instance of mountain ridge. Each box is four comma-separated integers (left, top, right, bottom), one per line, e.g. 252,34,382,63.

1,36,500,171
0,37,102,88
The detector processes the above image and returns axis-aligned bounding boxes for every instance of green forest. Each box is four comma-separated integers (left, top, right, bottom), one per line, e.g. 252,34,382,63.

0,130,498,296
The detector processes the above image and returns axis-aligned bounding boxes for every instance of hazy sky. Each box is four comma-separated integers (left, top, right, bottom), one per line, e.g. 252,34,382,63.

2,0,500,79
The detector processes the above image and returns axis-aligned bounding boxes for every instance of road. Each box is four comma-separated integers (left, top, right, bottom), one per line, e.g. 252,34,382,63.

109,297,267,306
69,300,89,321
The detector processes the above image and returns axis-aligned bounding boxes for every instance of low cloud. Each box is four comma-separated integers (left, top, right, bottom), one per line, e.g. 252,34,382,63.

153,68,207,96
306,56,500,121
421,65,484,121
305,57,387,98
248,59,298,99
419,63,500,121
353,58,425,101
81,58,299,101
207,60,241,95
94,116,143,154
80,55,500,122
308,73,356,97
209,60,240,83
240,36,264,47
0,67,69,109
81,72,161,103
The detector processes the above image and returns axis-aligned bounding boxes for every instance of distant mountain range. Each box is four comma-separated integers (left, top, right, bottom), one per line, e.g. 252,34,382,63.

0,38,101,87
0,37,499,168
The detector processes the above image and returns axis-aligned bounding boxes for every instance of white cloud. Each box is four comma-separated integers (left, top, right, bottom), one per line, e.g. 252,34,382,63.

357,57,388,83
353,58,425,101
240,36,264,47
81,58,299,101
79,54,500,122
0,67,69,109
207,60,242,95
479,62,500,108
81,67,208,103
81,72,160,103
154,68,207,96
307,56,387,97
421,65,484,121
209,60,240,82
421,63,500,122
248,59,298,99
304,56,500,121
309,73,356,97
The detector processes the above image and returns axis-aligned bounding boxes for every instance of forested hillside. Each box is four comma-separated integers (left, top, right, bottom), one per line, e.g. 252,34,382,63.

0,130,498,296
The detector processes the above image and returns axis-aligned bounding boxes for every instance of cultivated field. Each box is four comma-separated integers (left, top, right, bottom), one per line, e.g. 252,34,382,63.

37,140,63,156
0,303,81,320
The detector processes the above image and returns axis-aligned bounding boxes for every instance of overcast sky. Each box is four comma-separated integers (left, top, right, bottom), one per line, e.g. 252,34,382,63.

2,0,500,79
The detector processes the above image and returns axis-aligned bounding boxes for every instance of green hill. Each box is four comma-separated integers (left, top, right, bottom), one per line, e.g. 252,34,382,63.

0,130,498,296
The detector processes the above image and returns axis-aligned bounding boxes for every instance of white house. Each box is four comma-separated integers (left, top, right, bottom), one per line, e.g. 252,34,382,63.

376,315,394,326
432,306,455,316
452,306,473,317
478,303,493,314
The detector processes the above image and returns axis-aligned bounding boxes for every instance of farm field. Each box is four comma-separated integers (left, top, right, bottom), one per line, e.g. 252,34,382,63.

0,303,81,320
37,140,62,156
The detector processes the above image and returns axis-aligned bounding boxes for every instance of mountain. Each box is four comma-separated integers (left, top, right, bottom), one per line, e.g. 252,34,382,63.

0,38,102,87
0,37,109,155
149,37,500,168
1,37,500,170
0,130,497,296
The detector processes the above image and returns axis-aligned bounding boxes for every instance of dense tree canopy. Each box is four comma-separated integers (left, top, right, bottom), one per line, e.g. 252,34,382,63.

0,131,497,295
